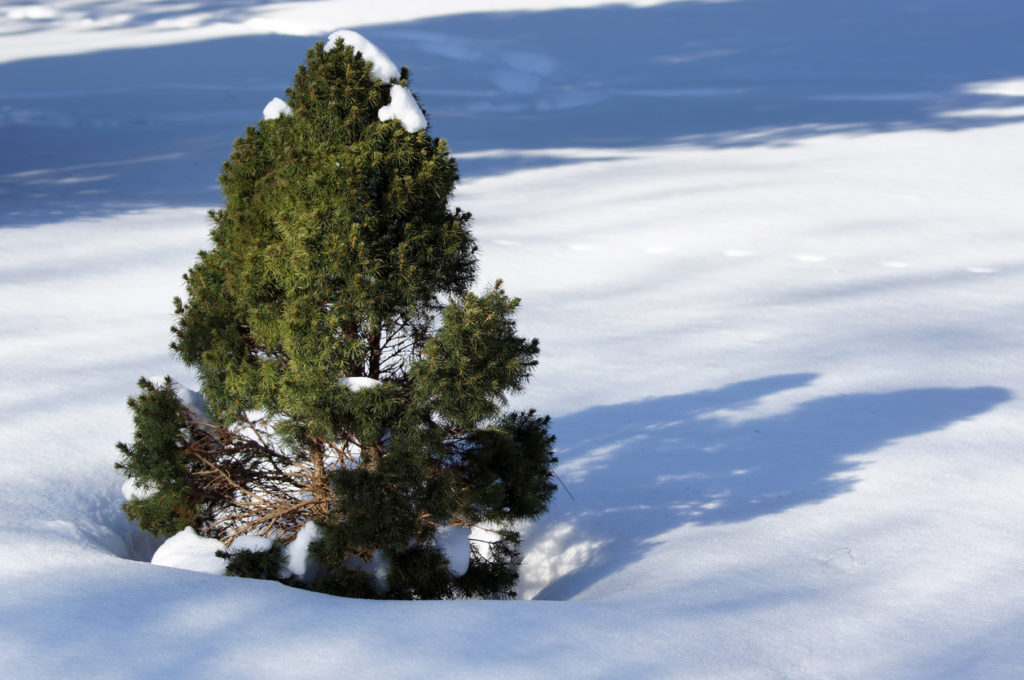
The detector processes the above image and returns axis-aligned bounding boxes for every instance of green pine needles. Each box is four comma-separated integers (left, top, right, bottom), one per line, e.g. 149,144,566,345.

116,33,557,599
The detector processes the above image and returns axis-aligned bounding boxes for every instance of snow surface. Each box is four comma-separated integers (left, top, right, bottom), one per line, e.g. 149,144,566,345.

325,29,400,82
3,1,1024,678
262,97,292,120
379,84,428,133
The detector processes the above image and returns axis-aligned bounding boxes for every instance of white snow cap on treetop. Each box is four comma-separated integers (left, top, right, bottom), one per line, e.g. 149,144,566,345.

325,29,400,82
263,97,292,120
379,84,428,133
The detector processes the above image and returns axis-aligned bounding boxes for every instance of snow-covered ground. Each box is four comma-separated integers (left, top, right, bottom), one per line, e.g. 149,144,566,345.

3,1,1024,677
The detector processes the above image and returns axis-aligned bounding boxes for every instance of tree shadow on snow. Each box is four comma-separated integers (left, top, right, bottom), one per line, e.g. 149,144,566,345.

0,34,313,226
524,374,1011,600
373,0,1024,157
3,0,1024,225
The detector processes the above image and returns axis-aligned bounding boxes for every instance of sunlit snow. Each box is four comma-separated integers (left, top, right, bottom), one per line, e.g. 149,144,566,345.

229,535,274,553
284,521,323,583
150,527,226,575
378,84,428,132
262,97,293,120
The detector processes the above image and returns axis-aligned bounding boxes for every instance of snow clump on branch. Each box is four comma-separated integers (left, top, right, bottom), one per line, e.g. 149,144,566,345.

262,97,293,120
378,84,427,133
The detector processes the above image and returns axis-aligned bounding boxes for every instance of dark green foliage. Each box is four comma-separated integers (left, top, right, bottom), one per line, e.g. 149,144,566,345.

412,288,540,428
460,411,558,521
454,530,523,600
220,542,287,581
116,34,556,600
116,377,205,537
385,545,456,600
308,566,379,599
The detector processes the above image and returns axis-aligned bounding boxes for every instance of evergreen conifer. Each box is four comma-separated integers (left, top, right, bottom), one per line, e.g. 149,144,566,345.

116,32,556,599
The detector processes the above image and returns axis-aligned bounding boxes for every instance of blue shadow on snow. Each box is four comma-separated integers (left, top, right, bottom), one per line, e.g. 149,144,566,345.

3,0,1024,225
526,373,1011,600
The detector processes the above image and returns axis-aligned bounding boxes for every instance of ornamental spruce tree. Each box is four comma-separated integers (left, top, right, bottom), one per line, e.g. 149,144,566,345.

116,31,556,599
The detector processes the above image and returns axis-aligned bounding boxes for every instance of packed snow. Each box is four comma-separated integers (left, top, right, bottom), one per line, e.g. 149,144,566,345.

3,1,1024,678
